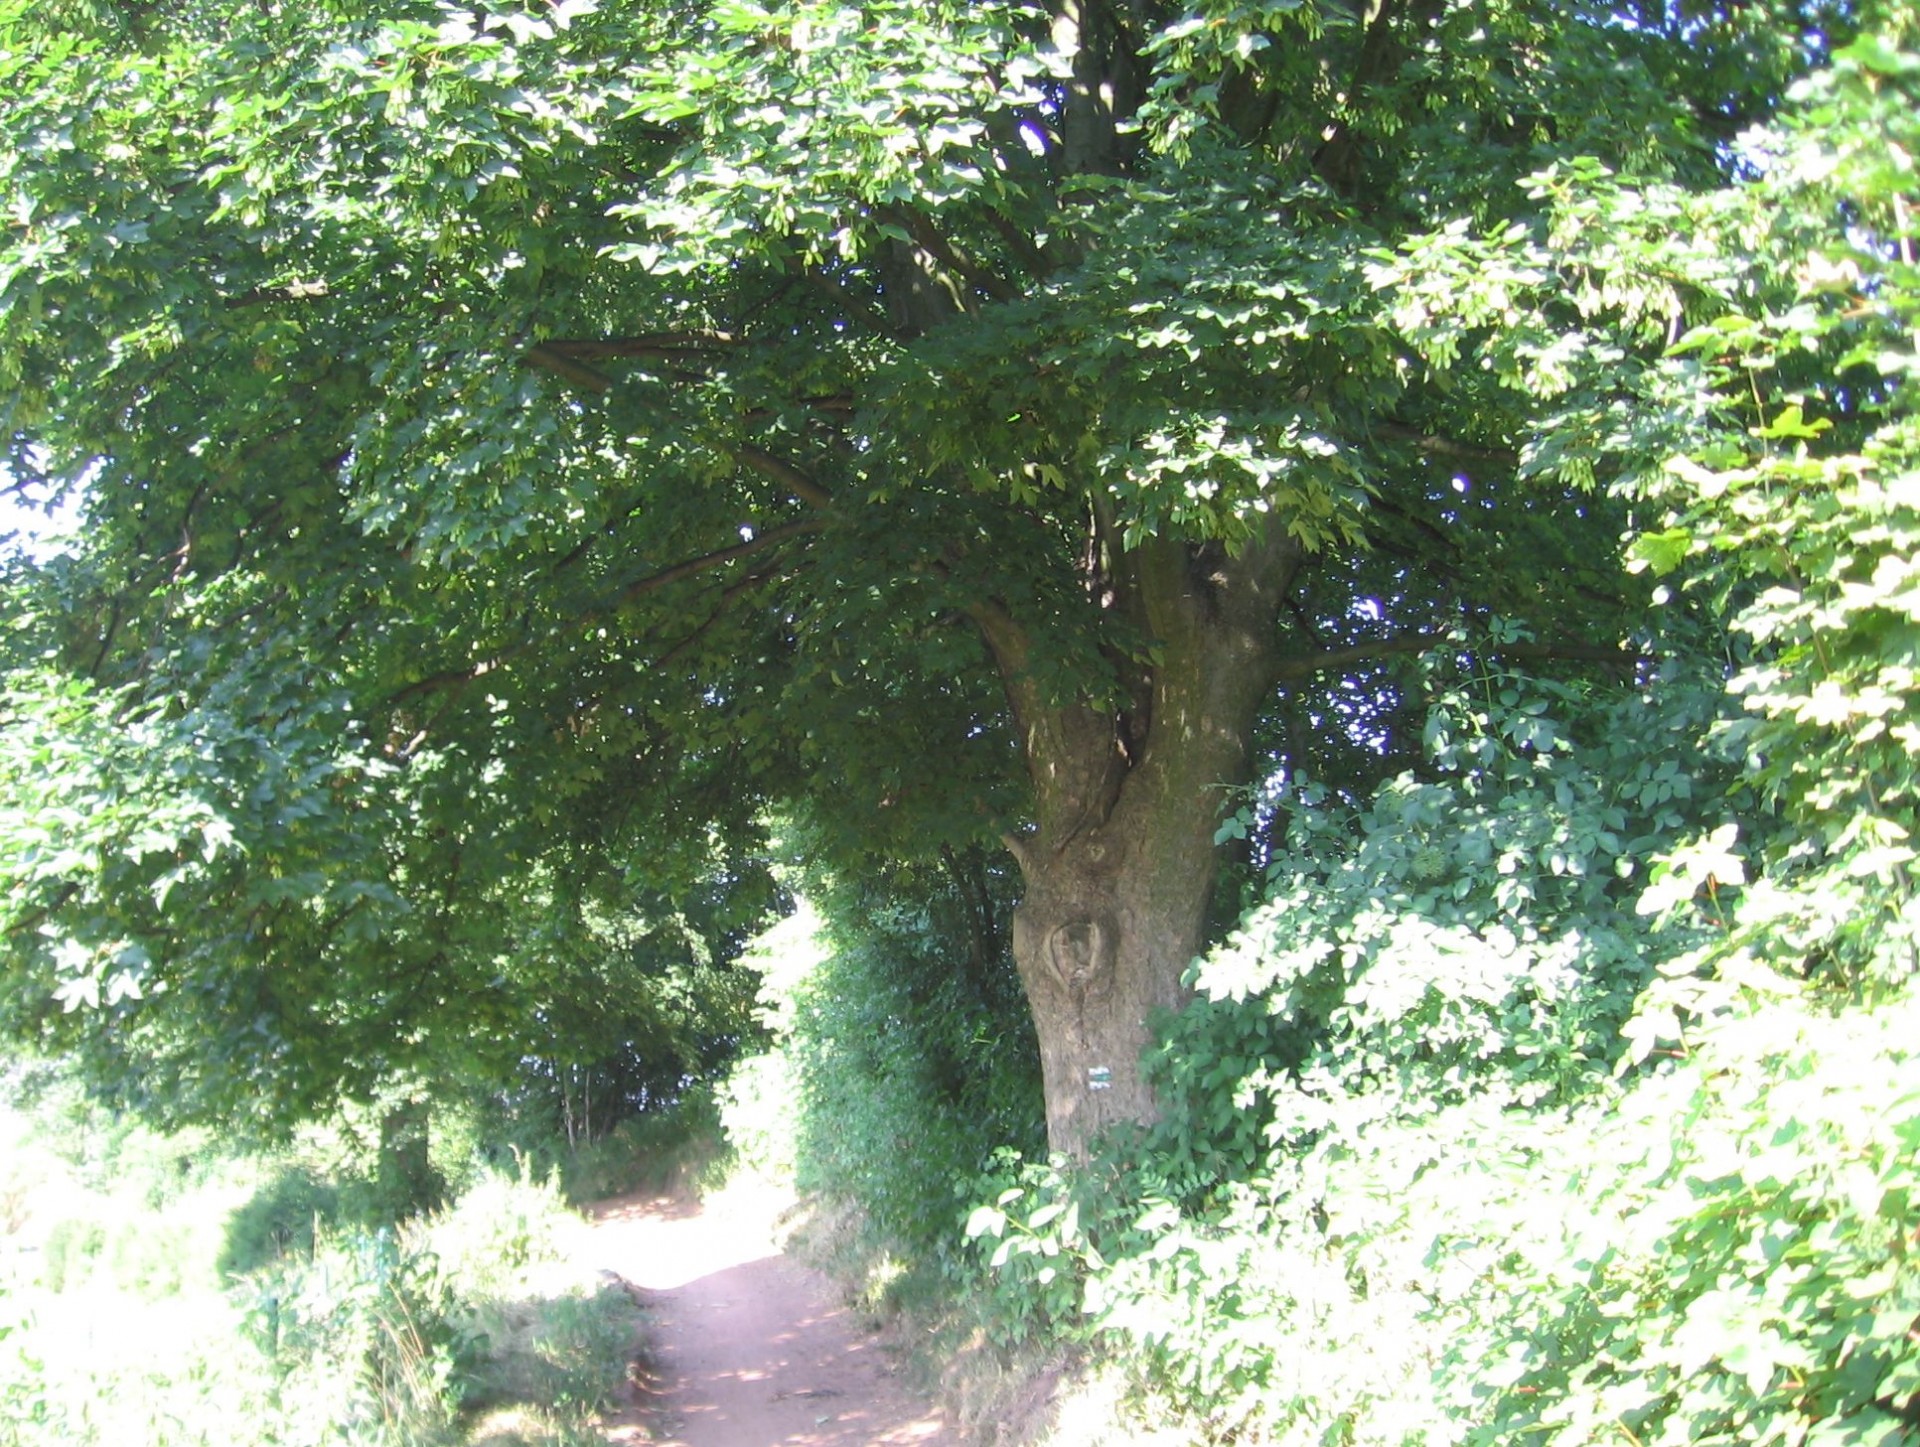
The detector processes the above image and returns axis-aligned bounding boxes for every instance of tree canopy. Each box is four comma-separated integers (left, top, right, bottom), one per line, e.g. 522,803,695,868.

0,0,1908,1152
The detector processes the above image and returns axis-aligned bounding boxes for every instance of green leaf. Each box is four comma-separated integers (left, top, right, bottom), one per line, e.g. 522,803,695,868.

1627,528,1692,578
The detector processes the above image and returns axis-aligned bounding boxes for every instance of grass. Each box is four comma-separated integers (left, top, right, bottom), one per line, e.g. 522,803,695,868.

0,1090,644,1447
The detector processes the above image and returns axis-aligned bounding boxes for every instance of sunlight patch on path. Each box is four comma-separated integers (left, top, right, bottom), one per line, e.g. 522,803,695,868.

587,1178,954,1447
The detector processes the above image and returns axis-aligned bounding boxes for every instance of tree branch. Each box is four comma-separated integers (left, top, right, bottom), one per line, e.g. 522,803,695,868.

224,280,330,308
729,445,834,510
521,337,838,513
548,490,651,577
875,205,1021,305
1373,421,1518,468
522,344,614,393
740,392,857,421
651,560,784,669
1314,0,1446,192
386,519,820,710
5,882,80,940
614,517,821,606
535,332,739,362
1283,591,1326,649
1366,490,1464,557
984,205,1055,281
387,662,499,709
521,339,839,513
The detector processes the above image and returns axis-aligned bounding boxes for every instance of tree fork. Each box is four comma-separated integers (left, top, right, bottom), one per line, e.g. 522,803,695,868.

991,519,1304,1156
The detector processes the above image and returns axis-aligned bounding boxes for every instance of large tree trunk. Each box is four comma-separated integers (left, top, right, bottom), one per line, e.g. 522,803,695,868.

981,522,1301,1156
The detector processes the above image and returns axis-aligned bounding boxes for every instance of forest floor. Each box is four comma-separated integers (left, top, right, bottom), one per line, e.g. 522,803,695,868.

585,1178,956,1447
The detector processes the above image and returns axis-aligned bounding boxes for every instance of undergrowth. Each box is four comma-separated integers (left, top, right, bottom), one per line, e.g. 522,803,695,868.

0,1108,635,1447
740,647,1919,1445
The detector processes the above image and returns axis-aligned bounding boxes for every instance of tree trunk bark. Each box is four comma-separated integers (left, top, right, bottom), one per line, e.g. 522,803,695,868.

376,1095,438,1220
981,521,1301,1156
1008,828,1220,1152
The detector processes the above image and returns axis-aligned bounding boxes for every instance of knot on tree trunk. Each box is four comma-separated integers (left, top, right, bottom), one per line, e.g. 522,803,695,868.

1046,916,1115,1048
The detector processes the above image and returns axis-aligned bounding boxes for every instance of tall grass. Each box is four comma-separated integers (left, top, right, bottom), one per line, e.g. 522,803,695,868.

0,1093,637,1447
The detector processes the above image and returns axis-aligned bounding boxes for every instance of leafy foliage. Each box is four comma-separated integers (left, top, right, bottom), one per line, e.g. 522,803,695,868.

949,19,1920,1443
965,695,1918,1442
1375,20,1920,999
1155,653,1729,1186
0,0,1788,1147
769,843,1044,1271
1474,997,1920,1447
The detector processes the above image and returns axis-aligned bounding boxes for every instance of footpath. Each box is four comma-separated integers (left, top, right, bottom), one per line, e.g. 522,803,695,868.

585,1181,955,1447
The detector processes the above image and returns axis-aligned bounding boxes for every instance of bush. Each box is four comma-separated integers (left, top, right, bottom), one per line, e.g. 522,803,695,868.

247,1224,484,1444
957,608,1920,1443
1476,995,1920,1446
36,1215,105,1292
773,848,1043,1266
425,1161,580,1298
952,661,1705,1428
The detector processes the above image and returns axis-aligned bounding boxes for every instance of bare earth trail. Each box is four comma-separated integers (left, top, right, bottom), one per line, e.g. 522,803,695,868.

586,1182,956,1447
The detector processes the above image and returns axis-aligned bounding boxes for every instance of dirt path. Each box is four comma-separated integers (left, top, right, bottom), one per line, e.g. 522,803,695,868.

586,1181,955,1447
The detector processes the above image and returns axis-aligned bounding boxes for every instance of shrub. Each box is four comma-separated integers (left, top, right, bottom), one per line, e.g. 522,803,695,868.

0,1147,636,1447
218,1163,341,1276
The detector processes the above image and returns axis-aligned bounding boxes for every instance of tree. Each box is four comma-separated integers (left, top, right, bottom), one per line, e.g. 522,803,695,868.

0,0,1835,1154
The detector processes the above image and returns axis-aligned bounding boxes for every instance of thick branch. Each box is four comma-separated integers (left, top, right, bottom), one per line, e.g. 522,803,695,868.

524,338,733,393
1314,0,1446,191
805,268,896,334
730,445,834,510
741,393,857,421
387,663,499,708
522,337,837,512
522,344,614,393
964,595,1039,739
1054,0,1145,176
1366,490,1464,558
549,490,651,577
1284,591,1326,649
